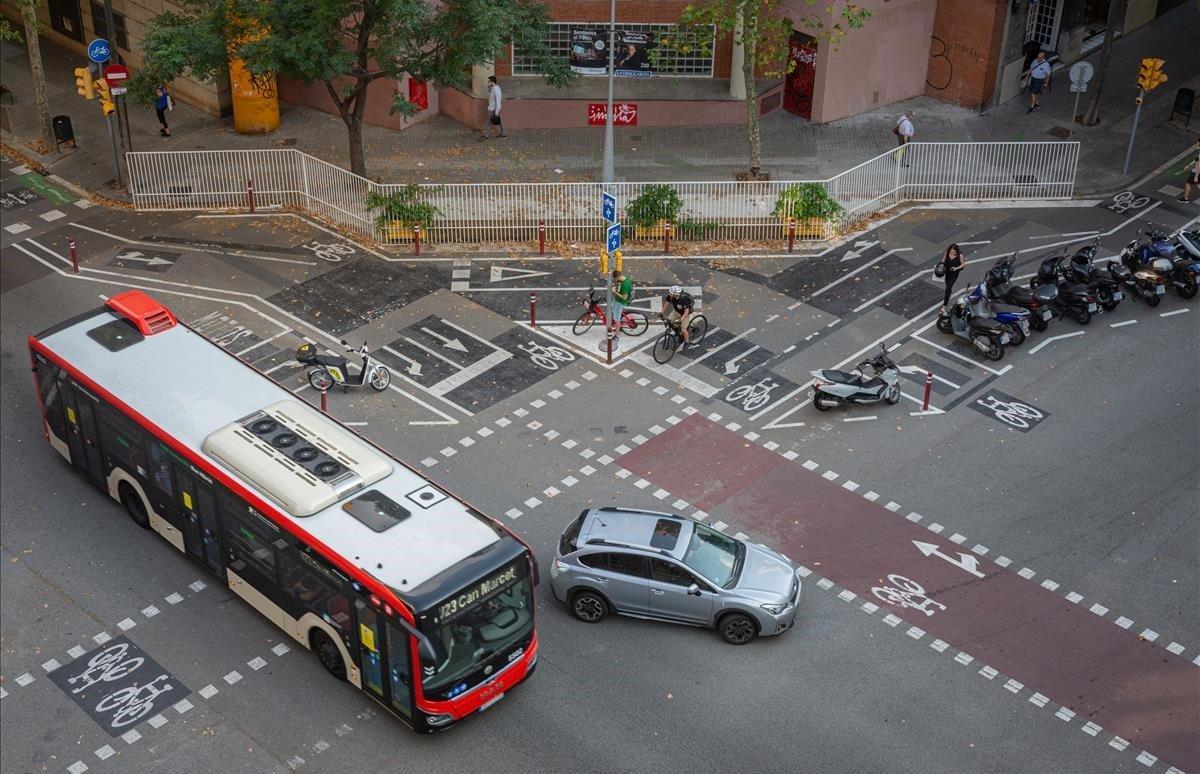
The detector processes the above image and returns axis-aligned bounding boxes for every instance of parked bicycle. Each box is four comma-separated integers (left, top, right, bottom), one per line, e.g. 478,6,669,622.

572,286,649,336
652,313,709,365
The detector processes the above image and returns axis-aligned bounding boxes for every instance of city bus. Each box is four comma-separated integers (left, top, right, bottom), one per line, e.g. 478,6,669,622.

27,290,538,731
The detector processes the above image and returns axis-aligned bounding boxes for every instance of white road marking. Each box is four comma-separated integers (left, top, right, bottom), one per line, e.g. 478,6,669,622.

69,222,317,265
843,415,877,423
1027,330,1085,355
1160,308,1189,317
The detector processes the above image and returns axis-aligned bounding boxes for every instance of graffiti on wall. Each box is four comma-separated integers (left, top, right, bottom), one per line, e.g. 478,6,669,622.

925,35,984,92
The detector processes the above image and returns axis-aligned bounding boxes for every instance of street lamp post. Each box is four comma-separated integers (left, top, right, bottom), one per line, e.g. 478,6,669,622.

602,0,616,346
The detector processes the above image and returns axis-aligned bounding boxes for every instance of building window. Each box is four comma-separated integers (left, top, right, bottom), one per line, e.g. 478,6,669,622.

1024,0,1063,51
90,1,129,51
512,23,715,77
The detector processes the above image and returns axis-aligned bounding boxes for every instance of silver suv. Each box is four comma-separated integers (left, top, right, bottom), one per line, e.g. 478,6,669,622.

549,507,802,645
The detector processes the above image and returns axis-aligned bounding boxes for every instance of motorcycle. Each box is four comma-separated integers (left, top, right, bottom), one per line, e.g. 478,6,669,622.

965,282,1030,346
1114,239,1170,306
937,293,1009,361
810,344,901,410
1064,239,1123,312
297,341,392,392
1030,255,1099,324
1166,229,1199,299
984,253,1060,332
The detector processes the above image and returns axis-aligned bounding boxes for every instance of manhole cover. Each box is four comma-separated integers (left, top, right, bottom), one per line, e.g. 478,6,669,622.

1047,126,1072,139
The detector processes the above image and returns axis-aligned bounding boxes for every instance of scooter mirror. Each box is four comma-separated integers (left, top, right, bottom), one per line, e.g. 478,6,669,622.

340,339,348,345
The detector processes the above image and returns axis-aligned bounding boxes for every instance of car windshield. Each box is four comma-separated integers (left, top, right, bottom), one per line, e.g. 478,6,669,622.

419,561,534,693
682,524,742,588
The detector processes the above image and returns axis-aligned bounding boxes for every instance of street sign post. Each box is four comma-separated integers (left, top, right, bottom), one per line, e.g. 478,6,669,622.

87,38,111,64
606,222,622,253
602,192,616,223
1067,61,1094,138
1125,58,1169,175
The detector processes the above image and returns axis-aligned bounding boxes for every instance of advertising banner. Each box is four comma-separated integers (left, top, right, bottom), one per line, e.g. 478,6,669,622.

569,28,607,75
615,30,653,77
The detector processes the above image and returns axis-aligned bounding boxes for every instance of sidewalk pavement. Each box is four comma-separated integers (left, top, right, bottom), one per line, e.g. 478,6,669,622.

2,3,1197,201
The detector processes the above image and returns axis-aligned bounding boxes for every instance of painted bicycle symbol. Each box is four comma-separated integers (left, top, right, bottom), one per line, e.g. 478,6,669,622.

67,642,146,695
725,378,778,412
1,189,39,209
94,674,175,728
299,241,356,263
517,341,576,370
975,395,1044,429
1107,190,1150,214
870,574,946,617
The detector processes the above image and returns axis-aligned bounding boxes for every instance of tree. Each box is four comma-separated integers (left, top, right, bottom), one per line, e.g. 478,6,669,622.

1082,0,1125,127
14,0,55,150
658,0,870,179
136,0,571,178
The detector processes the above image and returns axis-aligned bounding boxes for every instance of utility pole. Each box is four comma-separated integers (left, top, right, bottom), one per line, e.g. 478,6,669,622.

602,0,617,342
101,0,133,151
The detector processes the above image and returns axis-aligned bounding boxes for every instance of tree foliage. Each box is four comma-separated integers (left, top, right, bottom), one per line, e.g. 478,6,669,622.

136,0,572,176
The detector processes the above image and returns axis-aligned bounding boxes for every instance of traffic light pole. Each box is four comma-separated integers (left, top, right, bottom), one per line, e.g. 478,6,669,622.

106,112,124,188
1122,89,1145,176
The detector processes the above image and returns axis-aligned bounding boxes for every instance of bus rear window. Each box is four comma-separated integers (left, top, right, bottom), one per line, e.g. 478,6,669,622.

87,319,144,352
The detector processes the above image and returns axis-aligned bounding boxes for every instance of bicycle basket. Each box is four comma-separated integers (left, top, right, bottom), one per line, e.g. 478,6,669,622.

296,343,318,364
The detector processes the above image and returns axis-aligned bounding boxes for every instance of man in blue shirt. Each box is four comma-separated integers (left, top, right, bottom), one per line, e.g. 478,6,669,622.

1027,52,1052,114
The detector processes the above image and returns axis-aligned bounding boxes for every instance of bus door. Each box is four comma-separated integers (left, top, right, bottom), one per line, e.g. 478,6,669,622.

172,462,225,576
385,622,413,719
62,384,105,484
354,599,386,704
351,600,414,721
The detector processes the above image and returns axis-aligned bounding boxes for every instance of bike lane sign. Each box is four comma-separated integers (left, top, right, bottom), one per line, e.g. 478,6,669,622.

49,636,190,736
968,389,1049,432
87,38,111,64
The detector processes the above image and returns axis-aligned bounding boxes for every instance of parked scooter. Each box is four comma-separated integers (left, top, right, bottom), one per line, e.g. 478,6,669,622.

297,341,392,392
1166,229,1199,299
1174,229,1200,261
1064,239,1123,311
937,293,1009,361
1030,255,1099,324
1113,239,1170,306
965,282,1031,346
985,253,1060,331
810,344,901,410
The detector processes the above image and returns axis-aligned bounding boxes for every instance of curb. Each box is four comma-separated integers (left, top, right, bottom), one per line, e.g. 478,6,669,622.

1,141,134,210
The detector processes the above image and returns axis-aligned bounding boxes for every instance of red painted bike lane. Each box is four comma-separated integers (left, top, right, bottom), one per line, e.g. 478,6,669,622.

620,415,1199,772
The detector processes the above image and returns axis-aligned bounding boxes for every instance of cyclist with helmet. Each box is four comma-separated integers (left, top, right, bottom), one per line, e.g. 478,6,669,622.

661,286,695,344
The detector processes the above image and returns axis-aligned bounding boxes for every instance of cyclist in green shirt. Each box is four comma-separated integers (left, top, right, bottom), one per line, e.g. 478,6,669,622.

611,269,632,333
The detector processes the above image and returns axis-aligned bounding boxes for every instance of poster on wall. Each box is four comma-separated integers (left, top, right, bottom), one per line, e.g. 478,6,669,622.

588,103,638,126
614,31,653,77
569,28,607,75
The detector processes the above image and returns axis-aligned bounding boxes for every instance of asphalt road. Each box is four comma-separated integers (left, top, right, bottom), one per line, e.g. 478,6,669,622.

2,157,1198,774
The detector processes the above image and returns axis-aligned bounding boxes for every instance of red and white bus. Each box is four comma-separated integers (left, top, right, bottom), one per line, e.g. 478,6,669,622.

28,291,538,731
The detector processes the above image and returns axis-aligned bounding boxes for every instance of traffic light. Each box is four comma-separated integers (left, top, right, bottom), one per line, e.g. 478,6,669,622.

94,78,116,116
74,67,95,99
1136,58,1167,92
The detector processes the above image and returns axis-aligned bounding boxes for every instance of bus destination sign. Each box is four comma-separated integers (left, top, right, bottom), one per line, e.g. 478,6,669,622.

437,563,521,622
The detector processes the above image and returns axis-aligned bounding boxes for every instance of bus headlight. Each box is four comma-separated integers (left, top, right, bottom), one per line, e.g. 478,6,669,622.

426,713,455,727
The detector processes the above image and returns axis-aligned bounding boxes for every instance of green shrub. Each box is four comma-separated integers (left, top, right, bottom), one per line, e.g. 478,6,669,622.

771,183,844,220
625,184,684,229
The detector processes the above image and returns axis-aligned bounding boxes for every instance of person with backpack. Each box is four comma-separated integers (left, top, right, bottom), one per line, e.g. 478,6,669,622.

154,85,172,137
1027,52,1052,113
894,111,914,167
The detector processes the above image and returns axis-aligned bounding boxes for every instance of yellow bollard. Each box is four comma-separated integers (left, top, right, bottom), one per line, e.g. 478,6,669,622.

614,250,623,273
600,250,609,274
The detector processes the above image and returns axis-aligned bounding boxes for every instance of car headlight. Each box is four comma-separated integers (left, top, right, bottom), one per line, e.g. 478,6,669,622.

761,602,788,615
550,559,569,577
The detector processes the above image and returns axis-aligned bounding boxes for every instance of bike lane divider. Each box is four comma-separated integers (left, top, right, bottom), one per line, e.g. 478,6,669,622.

617,415,1199,774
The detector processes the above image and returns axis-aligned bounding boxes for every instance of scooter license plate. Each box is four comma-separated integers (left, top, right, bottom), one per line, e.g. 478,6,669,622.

1000,333,1011,344
1087,302,1097,312
1155,284,1166,295
1112,291,1123,301
1040,310,1053,321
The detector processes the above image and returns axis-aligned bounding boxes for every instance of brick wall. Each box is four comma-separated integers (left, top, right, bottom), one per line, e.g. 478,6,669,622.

924,0,1006,109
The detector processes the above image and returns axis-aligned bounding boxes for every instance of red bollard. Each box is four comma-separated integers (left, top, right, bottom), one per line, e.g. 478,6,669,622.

663,222,671,255
320,388,329,414
247,178,255,213
413,226,421,256
787,218,797,253
922,370,933,412
538,221,546,255
529,292,537,327
69,237,79,273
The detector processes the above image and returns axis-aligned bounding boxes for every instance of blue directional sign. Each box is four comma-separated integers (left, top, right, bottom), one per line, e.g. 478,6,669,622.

602,192,617,223
606,222,622,253
87,38,111,64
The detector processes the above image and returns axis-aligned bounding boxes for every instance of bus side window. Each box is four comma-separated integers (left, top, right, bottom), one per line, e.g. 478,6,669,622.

97,404,147,478
221,497,279,587
35,356,67,443
146,442,180,528
278,543,352,638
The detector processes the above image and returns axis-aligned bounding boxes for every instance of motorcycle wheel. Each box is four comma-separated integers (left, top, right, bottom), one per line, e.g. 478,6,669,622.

370,366,391,391
1179,275,1198,300
308,368,334,391
1073,307,1091,325
1030,314,1048,332
1146,292,1161,307
985,341,1005,361
885,385,901,405
1006,324,1026,347
936,316,952,334
1099,288,1119,312
813,393,836,411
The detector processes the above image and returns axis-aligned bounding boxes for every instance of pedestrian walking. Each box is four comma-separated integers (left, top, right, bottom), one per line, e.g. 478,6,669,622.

611,269,632,334
480,76,506,141
940,243,966,309
894,111,914,167
1027,52,1052,113
154,84,172,137
1178,138,1200,203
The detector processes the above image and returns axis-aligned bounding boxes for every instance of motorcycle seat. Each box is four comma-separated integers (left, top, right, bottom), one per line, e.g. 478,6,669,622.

969,319,1005,333
1032,285,1058,302
816,369,863,386
861,377,885,389
1004,286,1034,303
312,354,349,370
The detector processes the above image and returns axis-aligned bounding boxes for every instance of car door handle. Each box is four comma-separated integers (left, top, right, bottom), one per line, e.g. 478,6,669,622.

651,589,665,596
593,577,608,584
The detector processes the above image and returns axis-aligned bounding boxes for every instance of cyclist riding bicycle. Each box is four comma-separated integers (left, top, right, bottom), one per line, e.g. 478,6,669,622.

661,286,695,344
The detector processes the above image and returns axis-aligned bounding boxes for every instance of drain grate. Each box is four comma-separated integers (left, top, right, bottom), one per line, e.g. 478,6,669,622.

1047,126,1072,139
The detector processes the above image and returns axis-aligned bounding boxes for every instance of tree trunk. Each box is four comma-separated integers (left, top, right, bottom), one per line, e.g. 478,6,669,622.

743,5,762,178
20,0,54,150
1082,0,1126,127
345,114,366,178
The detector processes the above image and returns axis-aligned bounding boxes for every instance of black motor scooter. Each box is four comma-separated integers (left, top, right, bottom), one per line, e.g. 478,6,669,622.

1031,255,1099,324
985,253,1059,331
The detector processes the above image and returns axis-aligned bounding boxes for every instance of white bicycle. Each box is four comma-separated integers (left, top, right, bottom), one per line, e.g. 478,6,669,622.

300,241,356,263
870,574,946,618
725,378,778,412
518,342,576,371
976,395,1043,429
1109,190,1150,214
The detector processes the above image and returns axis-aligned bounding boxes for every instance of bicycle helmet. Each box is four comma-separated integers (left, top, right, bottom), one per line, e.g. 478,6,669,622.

668,285,682,296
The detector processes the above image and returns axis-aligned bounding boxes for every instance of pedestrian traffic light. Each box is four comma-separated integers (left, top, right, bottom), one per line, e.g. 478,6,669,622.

74,67,95,100
94,78,116,116
1136,58,1167,92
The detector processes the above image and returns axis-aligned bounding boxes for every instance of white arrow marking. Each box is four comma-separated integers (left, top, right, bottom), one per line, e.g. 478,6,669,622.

840,240,880,262
898,365,960,389
1027,330,1085,355
723,345,761,375
420,327,469,353
380,345,424,377
913,540,986,579
117,251,173,267
489,265,555,283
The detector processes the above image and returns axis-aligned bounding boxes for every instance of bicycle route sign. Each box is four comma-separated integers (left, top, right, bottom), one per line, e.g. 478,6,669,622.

968,389,1049,432
602,192,616,223
87,38,111,64
49,635,190,736
606,222,622,253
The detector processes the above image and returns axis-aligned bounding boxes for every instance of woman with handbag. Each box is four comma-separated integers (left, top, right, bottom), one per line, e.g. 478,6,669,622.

154,84,172,137
939,243,966,310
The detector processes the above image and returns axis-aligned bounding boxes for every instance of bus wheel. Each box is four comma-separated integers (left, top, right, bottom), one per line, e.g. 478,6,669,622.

311,630,346,681
119,483,150,529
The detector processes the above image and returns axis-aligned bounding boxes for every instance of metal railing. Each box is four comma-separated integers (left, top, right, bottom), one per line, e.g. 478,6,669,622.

126,141,1078,245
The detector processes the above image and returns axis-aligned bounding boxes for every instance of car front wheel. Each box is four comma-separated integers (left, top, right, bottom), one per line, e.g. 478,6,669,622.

571,590,608,623
718,613,758,645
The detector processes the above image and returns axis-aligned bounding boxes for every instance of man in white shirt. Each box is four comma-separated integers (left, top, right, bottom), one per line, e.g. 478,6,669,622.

480,76,507,140
1027,52,1052,113
895,111,914,167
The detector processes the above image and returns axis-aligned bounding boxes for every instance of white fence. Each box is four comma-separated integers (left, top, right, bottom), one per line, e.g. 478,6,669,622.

126,141,1079,245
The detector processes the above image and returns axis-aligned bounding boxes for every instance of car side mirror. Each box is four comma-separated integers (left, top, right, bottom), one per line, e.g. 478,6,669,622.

686,583,702,597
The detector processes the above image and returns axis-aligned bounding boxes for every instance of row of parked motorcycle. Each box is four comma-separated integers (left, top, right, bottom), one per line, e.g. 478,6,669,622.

937,225,1199,361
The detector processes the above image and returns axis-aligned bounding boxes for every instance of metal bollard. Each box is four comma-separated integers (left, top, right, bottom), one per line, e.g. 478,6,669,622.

529,292,537,327
247,178,255,213
664,222,671,255
787,218,796,253
922,370,933,412
69,237,79,273
538,221,546,255
413,226,421,256
606,332,613,364
321,388,329,414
